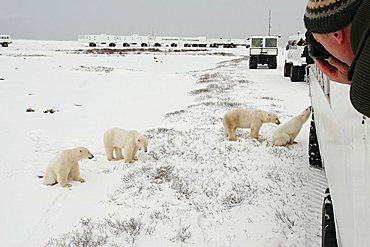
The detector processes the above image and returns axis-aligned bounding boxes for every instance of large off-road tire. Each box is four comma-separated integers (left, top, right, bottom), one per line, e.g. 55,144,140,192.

284,63,292,77
309,114,323,168
249,56,257,69
268,56,277,69
290,65,305,82
322,188,338,247
109,43,116,47
2,43,8,47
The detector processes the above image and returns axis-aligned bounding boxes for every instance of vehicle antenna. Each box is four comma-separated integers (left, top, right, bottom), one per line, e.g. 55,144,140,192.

268,10,272,36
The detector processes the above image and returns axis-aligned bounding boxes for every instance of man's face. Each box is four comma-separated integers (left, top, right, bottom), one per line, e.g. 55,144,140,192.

312,31,354,66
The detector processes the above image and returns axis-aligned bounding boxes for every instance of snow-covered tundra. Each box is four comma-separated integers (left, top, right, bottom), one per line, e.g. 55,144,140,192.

0,40,321,247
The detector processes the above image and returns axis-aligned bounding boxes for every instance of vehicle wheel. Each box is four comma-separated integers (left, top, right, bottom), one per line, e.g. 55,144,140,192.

322,188,338,247
290,65,305,82
309,113,323,168
284,63,291,77
249,56,257,69
2,43,8,47
109,43,116,47
268,57,277,69
89,43,96,47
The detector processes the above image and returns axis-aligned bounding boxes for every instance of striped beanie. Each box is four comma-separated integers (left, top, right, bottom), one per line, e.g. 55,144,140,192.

304,0,363,33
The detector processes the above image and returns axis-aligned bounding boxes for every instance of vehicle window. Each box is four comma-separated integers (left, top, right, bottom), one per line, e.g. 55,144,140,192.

251,38,263,47
265,38,277,47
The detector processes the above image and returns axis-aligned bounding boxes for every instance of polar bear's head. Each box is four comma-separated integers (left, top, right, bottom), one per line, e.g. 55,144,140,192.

76,147,94,160
136,135,148,152
299,106,312,122
266,112,281,125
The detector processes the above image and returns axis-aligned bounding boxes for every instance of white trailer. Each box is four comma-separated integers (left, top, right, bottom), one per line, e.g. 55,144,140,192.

207,38,243,48
154,36,181,47
78,34,117,47
230,38,247,47
0,35,12,47
119,34,152,47
308,64,370,246
78,34,247,49
181,36,207,48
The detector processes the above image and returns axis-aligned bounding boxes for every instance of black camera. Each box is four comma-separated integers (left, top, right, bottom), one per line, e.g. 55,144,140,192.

305,31,332,59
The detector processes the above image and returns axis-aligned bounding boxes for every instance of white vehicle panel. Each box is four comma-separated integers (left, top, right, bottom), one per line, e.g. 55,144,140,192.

0,35,12,44
249,47,278,56
286,46,305,66
309,65,370,246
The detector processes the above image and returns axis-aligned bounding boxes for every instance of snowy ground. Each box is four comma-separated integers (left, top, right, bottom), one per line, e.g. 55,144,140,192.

0,41,323,246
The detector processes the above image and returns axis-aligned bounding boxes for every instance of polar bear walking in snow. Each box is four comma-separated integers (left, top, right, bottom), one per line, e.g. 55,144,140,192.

272,106,312,146
43,147,94,187
103,127,148,164
223,108,281,141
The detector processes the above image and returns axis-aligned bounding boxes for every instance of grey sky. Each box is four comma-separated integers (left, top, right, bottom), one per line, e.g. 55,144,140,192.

0,0,307,42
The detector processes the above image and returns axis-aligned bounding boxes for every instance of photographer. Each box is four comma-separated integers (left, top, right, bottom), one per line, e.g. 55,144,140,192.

304,0,370,118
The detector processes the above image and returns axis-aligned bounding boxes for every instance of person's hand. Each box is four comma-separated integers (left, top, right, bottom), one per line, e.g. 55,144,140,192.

314,56,351,85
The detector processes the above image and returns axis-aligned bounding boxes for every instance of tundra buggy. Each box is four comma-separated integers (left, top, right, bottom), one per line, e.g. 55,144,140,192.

308,64,370,246
0,35,12,47
248,35,278,69
284,34,308,82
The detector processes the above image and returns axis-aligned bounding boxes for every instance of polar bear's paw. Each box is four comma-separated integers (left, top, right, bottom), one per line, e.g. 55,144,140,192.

79,178,86,183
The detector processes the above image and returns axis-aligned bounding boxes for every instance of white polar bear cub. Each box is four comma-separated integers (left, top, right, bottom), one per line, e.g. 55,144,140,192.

104,128,148,164
43,147,94,187
272,106,312,146
223,108,281,141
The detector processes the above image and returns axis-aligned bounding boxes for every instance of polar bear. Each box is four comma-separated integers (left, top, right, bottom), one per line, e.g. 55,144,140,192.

223,108,281,141
272,106,312,146
103,128,148,164
43,147,94,187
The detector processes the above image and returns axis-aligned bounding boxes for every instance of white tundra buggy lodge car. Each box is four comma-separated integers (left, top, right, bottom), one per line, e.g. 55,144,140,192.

248,35,279,69
284,34,308,82
0,35,12,47
308,64,370,246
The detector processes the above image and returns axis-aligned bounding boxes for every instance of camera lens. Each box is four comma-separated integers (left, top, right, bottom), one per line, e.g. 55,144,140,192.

305,32,331,59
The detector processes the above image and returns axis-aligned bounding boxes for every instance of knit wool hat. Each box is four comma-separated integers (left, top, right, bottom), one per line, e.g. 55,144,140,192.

304,0,363,33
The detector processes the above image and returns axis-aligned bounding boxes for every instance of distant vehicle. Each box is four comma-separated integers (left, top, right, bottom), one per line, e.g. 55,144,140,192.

78,34,248,49
0,35,12,47
284,34,307,82
308,64,370,246
78,34,122,47
248,35,279,69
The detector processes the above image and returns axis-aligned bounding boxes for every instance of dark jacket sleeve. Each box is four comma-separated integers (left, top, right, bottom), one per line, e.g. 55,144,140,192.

348,0,370,117
350,36,370,118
